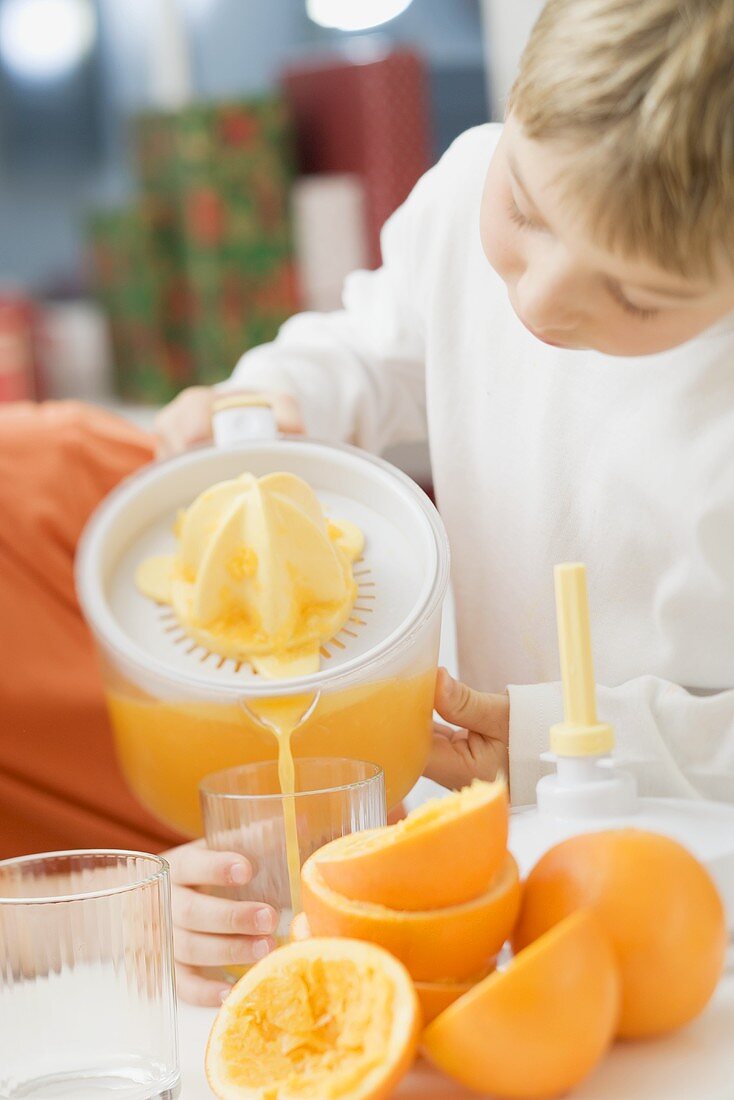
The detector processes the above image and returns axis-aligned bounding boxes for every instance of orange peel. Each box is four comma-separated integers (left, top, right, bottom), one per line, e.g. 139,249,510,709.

301,850,520,981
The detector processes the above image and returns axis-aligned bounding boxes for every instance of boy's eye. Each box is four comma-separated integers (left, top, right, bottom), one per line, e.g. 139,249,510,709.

507,196,543,232
605,279,660,321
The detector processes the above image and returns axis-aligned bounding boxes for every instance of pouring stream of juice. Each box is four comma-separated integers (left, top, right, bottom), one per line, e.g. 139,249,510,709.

243,694,320,915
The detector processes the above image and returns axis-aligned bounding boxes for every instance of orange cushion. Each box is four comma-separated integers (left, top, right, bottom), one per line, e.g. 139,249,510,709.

0,401,183,857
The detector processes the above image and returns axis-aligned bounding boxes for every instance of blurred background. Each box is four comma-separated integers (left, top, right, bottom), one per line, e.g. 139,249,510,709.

0,0,540,441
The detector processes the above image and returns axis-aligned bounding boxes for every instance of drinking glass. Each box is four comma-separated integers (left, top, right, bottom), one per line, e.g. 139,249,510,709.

200,757,386,956
0,850,179,1099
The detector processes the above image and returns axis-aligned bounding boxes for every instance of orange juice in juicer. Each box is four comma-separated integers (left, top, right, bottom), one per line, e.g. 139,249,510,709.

76,403,450,838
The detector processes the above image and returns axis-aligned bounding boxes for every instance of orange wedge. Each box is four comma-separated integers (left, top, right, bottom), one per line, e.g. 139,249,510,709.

313,779,508,910
512,829,727,1038
423,909,620,1100
206,938,420,1100
301,850,520,981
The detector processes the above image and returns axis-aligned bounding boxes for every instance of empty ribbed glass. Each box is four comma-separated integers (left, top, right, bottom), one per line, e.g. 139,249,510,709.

200,757,386,961
0,850,179,1099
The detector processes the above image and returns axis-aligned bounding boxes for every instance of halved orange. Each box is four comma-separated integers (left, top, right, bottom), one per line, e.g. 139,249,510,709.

206,938,420,1100
512,829,727,1039
415,967,496,1025
301,850,520,981
289,912,496,1024
314,779,508,910
422,909,620,1100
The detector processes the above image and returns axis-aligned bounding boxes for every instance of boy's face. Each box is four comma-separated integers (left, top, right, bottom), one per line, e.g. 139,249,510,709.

481,116,734,356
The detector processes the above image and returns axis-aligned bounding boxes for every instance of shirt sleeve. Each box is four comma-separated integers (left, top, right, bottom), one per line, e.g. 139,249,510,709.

507,677,734,807
223,207,429,452
221,148,456,453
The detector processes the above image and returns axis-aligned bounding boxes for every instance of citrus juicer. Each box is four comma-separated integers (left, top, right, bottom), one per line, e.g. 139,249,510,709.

76,399,450,836
509,563,734,932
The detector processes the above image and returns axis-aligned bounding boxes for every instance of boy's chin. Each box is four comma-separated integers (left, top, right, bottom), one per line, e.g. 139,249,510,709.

532,330,586,351
521,317,661,357
518,315,587,351
514,303,682,356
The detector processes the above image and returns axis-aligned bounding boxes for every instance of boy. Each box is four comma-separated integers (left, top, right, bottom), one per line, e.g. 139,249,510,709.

157,0,734,999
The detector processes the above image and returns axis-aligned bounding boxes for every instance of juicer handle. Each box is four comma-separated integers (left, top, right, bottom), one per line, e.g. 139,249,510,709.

212,394,279,447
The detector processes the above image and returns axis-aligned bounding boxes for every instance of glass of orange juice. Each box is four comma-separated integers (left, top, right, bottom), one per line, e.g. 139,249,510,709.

200,758,386,977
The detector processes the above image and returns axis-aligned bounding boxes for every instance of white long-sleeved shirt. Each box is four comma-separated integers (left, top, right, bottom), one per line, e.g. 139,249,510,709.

224,124,734,807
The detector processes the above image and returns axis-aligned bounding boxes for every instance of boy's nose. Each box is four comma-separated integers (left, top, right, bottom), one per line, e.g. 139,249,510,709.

516,266,581,335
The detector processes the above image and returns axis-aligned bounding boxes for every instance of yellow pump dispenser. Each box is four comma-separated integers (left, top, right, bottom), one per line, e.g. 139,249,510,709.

550,564,614,758
508,562,734,937
534,562,636,819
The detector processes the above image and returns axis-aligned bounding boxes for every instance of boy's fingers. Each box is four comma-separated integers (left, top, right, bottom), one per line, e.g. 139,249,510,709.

434,668,509,741
433,719,468,741
154,387,213,459
164,840,252,888
271,393,306,434
424,731,476,790
424,729,508,790
175,928,275,968
172,885,278,936
154,388,303,461
174,962,230,1008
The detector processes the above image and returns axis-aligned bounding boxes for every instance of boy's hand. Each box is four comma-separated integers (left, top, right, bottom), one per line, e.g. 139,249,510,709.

154,386,305,459
163,840,278,1006
426,668,510,790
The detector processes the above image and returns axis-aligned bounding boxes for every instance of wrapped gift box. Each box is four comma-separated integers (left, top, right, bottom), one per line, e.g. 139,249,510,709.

135,96,300,388
89,96,300,402
281,49,432,267
87,209,177,403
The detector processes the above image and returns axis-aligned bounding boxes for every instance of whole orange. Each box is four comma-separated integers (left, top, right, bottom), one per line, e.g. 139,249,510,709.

512,829,726,1038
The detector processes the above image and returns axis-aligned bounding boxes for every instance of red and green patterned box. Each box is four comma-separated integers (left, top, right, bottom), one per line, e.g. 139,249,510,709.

88,208,188,403
135,96,300,389
89,96,300,402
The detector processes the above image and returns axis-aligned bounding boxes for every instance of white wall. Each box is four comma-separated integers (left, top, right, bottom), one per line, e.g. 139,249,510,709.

480,0,543,119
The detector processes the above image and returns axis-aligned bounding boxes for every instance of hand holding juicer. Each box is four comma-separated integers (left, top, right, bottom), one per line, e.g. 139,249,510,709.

511,563,734,932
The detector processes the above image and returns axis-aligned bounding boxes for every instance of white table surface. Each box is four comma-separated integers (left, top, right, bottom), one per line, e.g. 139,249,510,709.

178,973,734,1099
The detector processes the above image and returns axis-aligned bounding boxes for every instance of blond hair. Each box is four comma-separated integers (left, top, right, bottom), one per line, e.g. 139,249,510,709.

509,0,734,278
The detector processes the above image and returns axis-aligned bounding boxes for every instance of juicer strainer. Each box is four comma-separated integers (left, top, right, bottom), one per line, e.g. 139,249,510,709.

76,435,450,701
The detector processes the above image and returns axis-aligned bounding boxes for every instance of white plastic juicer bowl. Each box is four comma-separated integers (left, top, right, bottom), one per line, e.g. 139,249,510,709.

76,436,450,837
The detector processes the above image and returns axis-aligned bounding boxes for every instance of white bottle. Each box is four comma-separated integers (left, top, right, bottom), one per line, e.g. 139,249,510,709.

508,564,734,931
